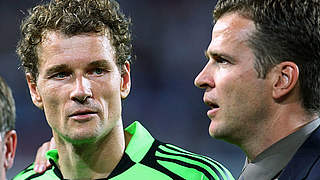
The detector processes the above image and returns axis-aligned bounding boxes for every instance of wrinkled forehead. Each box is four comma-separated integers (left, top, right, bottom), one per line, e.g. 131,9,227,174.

39,29,114,51
36,30,116,67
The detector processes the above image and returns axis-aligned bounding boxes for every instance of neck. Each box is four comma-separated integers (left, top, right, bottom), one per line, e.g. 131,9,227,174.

54,122,126,179
241,105,318,162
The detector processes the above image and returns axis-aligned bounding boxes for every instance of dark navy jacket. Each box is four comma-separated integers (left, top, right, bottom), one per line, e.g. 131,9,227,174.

279,126,320,180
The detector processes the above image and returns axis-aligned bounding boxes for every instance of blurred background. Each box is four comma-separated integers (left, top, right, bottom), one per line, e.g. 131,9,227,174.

0,0,244,179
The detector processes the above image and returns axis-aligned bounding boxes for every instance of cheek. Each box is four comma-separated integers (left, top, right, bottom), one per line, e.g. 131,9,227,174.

103,72,122,93
95,77,122,112
217,70,258,102
40,84,65,120
96,76,121,99
227,77,266,110
215,71,238,95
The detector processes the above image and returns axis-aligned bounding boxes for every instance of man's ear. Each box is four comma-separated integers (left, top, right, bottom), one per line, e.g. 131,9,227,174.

3,130,17,170
120,61,131,99
26,73,43,109
272,61,299,99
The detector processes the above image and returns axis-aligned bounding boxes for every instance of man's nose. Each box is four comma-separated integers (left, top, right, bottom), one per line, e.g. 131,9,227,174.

70,76,93,103
194,63,215,89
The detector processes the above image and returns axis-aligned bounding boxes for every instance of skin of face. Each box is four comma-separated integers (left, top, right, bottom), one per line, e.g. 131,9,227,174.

27,31,130,145
194,13,274,144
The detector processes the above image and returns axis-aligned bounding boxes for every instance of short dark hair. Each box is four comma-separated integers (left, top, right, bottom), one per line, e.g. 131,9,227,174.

0,77,15,134
17,0,132,81
214,0,320,114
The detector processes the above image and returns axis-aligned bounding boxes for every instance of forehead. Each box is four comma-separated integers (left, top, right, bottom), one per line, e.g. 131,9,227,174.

37,31,116,67
209,12,255,52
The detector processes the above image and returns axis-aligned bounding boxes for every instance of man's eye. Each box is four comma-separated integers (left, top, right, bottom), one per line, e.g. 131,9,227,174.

94,68,103,75
215,56,229,65
51,72,69,79
89,68,107,76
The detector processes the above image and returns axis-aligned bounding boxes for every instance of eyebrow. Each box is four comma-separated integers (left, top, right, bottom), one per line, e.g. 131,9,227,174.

205,51,234,61
45,64,69,77
87,60,113,68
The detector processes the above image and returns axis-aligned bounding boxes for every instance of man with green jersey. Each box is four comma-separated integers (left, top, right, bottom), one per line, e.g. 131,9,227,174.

16,121,232,179
13,0,234,179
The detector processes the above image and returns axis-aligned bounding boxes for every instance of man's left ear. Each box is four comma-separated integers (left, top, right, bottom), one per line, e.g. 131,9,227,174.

120,61,131,99
272,61,299,99
3,130,17,170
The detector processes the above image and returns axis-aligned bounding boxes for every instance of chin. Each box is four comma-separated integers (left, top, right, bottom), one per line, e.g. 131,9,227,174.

208,121,229,140
208,120,220,137
61,131,100,145
67,136,98,145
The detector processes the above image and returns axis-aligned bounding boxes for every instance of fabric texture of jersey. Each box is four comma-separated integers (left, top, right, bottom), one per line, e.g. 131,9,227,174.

13,121,234,180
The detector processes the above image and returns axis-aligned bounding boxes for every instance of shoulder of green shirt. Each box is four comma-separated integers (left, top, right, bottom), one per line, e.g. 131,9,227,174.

146,140,234,180
125,121,234,180
12,164,34,180
13,163,58,180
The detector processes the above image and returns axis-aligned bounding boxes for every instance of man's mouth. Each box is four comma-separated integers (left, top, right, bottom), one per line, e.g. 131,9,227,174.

205,101,220,118
207,102,219,109
69,110,97,117
68,109,98,122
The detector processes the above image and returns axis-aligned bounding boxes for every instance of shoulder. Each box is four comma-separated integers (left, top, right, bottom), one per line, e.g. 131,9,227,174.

297,128,320,179
13,164,35,180
139,140,234,180
306,158,320,179
13,163,58,180
280,125,320,179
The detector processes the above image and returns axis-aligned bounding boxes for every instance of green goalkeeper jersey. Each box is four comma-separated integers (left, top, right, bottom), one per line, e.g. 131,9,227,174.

14,121,234,180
